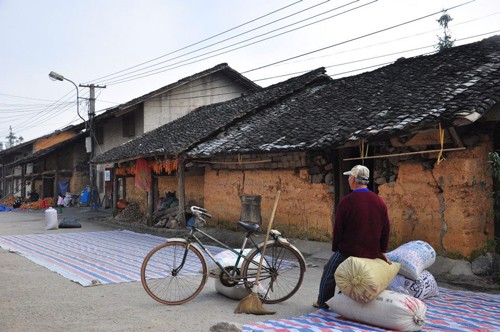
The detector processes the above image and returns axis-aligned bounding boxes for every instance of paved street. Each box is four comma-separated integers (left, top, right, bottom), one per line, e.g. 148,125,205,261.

0,208,329,332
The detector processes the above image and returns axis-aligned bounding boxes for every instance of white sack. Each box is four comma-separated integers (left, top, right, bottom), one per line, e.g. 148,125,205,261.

388,270,440,300
327,288,427,331
387,240,436,280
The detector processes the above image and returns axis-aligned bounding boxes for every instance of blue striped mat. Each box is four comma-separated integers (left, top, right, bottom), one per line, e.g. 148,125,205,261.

0,230,223,286
243,288,500,331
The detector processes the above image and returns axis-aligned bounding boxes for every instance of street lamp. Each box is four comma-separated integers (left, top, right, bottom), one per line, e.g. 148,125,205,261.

48,71,86,125
49,71,96,209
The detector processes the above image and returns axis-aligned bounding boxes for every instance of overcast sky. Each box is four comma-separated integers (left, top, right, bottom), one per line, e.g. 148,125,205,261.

1,0,498,144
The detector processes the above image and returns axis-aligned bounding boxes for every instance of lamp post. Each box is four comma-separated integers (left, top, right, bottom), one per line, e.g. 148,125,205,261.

49,71,95,209
48,71,86,125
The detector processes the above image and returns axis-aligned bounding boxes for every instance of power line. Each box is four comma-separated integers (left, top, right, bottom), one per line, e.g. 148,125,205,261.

85,0,305,84
101,0,371,86
243,0,475,74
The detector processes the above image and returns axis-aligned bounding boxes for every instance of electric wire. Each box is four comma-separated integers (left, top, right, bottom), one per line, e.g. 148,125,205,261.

101,0,373,86
85,0,305,84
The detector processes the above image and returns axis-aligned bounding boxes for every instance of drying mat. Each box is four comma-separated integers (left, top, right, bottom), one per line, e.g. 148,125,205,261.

243,288,500,331
0,230,224,286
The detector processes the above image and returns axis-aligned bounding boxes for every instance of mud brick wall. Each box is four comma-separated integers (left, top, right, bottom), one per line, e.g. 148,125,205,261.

203,168,334,241
378,137,494,257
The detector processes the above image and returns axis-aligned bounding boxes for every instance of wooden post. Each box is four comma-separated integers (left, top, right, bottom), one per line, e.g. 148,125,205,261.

54,160,59,207
177,157,186,227
112,164,118,217
147,172,154,226
21,163,26,199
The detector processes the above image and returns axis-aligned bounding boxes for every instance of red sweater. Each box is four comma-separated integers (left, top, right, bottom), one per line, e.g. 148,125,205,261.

332,189,390,258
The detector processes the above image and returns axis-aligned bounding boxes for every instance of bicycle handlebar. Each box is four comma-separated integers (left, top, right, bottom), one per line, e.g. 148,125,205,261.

190,206,212,219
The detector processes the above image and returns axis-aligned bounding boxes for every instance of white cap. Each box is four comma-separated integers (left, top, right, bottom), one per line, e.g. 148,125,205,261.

343,165,370,181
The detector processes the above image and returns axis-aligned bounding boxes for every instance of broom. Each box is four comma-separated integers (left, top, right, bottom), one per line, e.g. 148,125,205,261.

235,190,281,315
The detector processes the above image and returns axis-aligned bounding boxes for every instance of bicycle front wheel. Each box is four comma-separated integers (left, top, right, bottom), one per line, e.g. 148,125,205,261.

141,241,208,305
241,241,305,304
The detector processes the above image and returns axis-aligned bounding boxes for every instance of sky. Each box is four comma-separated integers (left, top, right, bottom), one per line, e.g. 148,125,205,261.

0,0,499,145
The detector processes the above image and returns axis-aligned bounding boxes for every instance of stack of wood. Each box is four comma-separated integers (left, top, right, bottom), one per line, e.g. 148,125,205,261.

153,206,184,228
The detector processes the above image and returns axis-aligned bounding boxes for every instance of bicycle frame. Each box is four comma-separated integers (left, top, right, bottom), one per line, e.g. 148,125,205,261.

183,223,267,283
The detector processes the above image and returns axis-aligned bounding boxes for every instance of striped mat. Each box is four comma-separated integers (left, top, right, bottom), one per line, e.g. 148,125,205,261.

0,230,223,286
244,288,500,331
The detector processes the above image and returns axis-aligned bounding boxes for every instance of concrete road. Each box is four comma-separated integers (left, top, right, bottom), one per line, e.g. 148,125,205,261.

0,208,329,332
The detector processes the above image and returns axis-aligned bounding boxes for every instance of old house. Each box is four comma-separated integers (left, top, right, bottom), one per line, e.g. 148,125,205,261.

94,36,500,257
0,125,88,203
91,63,260,203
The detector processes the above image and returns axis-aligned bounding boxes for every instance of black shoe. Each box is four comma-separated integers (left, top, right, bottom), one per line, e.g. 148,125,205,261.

313,301,329,309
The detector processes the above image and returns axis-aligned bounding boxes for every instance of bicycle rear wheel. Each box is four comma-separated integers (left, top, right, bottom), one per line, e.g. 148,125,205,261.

141,241,207,305
241,241,305,304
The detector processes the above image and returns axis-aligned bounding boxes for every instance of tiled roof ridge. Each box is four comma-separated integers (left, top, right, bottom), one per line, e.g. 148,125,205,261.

116,63,260,111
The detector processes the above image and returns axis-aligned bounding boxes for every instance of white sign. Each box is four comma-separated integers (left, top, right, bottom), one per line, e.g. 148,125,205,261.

104,170,111,182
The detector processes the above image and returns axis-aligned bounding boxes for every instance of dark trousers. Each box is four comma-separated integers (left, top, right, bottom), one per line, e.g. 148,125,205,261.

317,251,346,305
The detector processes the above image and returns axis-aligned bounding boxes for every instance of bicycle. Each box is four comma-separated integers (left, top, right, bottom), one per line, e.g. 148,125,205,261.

141,206,306,305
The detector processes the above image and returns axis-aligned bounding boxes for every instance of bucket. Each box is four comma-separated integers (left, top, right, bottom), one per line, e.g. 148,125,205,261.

45,207,58,230
239,195,262,225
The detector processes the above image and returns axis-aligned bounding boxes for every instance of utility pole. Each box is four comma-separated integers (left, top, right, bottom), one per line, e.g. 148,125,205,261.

80,83,106,210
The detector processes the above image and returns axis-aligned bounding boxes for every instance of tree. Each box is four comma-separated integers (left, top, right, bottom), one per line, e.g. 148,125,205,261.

5,126,23,148
435,10,455,52
5,126,16,148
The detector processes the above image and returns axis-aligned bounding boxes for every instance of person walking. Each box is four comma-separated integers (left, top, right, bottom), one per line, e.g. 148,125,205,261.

314,165,391,308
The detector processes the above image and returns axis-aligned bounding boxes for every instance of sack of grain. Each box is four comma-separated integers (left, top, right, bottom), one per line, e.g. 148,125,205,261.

334,256,400,303
387,241,436,280
327,287,427,331
388,270,439,300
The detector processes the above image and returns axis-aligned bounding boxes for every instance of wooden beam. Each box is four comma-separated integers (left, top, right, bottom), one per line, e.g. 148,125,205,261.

448,127,464,148
177,157,186,227
343,147,466,161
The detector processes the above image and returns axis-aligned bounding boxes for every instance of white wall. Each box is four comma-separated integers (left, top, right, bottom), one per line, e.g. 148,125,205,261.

143,73,247,132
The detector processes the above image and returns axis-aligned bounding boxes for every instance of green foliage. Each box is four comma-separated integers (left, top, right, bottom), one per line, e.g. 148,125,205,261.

489,152,500,231
446,251,466,260
435,10,455,51
470,238,499,261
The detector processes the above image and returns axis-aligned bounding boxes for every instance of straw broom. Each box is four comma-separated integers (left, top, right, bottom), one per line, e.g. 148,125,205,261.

235,190,281,315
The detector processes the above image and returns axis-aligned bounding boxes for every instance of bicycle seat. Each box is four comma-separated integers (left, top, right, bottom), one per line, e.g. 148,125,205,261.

237,221,261,233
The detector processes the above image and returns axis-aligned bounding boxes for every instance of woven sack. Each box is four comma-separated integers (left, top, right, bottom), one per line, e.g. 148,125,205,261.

387,241,436,280
327,287,426,331
388,270,440,300
334,256,400,303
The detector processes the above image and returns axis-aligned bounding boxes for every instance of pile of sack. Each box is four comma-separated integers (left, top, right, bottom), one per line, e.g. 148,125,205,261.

327,240,438,331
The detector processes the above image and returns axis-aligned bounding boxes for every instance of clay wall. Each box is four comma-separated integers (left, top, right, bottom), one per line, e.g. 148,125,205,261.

378,138,494,257
203,168,334,241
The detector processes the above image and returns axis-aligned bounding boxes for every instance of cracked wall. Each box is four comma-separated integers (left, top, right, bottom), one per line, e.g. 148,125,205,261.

378,138,494,257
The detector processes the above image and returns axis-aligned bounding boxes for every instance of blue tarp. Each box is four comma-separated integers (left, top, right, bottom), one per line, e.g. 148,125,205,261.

80,187,90,205
0,205,13,212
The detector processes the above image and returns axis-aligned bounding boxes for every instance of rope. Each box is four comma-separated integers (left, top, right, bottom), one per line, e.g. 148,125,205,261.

437,123,446,165
359,140,369,165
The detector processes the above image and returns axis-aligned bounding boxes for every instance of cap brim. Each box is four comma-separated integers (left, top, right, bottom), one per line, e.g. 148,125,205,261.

343,171,352,176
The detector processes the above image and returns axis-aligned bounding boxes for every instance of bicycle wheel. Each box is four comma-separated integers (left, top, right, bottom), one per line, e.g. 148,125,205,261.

241,241,305,304
141,241,208,305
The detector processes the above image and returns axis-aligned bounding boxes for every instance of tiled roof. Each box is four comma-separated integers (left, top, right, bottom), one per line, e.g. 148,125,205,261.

7,131,87,167
188,35,500,157
92,68,330,164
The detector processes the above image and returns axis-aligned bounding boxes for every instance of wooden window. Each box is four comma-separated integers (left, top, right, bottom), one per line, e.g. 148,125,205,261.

122,113,135,137
95,126,104,145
